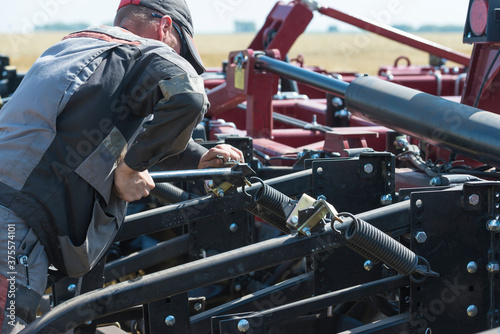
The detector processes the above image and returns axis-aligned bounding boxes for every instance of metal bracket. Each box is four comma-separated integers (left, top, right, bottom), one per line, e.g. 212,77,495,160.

210,163,255,197
286,193,341,236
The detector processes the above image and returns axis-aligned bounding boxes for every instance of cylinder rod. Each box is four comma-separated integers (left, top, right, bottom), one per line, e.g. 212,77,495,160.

346,76,500,169
255,54,349,97
150,168,242,183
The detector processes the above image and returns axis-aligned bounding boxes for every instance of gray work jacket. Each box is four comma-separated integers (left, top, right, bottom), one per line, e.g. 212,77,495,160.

0,26,208,277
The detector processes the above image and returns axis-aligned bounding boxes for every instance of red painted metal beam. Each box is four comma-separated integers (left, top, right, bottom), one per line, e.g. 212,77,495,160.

249,1,314,56
319,6,470,66
461,43,500,114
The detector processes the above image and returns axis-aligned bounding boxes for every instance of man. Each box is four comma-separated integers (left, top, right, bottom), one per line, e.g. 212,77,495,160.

0,0,243,332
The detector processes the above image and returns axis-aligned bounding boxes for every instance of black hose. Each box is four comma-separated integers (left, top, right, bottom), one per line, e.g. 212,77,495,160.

151,183,194,204
344,213,418,276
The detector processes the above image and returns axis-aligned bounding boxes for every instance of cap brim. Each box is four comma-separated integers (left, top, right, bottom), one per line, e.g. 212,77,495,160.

181,27,205,75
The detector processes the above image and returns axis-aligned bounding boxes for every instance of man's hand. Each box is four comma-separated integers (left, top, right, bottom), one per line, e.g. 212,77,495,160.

198,144,245,169
113,161,155,202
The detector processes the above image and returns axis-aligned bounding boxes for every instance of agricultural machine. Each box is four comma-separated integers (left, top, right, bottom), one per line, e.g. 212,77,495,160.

1,0,500,333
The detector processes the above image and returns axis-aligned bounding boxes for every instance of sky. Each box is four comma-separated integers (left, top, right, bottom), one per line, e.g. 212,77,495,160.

0,0,470,34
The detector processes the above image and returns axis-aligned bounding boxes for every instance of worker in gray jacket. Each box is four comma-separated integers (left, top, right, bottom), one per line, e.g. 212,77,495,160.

0,0,243,332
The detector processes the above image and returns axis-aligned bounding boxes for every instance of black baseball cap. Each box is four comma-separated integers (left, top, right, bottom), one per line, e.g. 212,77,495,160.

118,0,205,74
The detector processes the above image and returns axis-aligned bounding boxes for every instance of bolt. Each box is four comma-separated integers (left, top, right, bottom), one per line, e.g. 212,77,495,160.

229,223,239,233
414,231,428,244
311,154,320,159
364,260,374,271
207,180,214,188
467,261,478,274
234,284,242,292
302,227,311,236
469,194,480,206
67,284,77,294
486,261,500,273
238,319,250,332
194,303,203,312
380,194,393,205
290,215,299,226
165,315,176,327
317,195,327,201
85,320,92,325
467,305,478,317
486,220,500,233
429,177,441,186
363,164,374,174
216,188,224,197
331,97,344,108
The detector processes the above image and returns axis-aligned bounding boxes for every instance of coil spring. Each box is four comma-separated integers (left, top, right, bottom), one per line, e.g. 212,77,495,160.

246,204,289,233
343,213,418,276
346,243,381,264
254,182,292,219
151,182,191,204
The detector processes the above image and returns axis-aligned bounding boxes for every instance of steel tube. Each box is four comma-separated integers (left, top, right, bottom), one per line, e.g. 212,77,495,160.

255,55,349,97
319,7,470,66
219,275,409,328
104,235,189,282
24,201,411,333
116,169,312,241
150,168,242,183
346,76,500,169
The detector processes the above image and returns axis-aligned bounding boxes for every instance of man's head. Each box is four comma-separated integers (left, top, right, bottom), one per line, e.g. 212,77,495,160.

115,0,205,74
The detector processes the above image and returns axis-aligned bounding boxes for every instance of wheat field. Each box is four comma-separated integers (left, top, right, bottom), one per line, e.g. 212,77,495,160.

0,32,472,75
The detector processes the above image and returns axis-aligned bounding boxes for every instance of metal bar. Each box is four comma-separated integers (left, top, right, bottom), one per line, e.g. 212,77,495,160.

319,6,470,66
255,55,349,98
344,313,410,333
217,275,410,330
346,75,500,169
150,168,242,183
273,112,334,133
190,272,314,332
25,201,410,332
115,192,254,242
116,169,312,242
104,235,189,282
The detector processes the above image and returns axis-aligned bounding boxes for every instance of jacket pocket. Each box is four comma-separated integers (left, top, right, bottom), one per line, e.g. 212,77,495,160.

57,198,119,278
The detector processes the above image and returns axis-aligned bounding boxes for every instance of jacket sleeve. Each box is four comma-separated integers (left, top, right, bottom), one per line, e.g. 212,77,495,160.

154,139,208,170
123,73,208,171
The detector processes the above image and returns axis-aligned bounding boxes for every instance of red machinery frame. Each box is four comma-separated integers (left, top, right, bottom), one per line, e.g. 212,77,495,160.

203,0,499,187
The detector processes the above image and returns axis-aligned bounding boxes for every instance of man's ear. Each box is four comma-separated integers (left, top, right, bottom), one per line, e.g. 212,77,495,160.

159,15,173,40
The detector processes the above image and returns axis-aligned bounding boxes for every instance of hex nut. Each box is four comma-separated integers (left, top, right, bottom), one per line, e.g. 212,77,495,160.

486,261,500,273
486,220,500,233
468,194,480,206
363,164,374,174
414,231,428,244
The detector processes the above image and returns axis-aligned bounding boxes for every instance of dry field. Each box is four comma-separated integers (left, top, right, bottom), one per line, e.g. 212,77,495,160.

0,31,472,75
